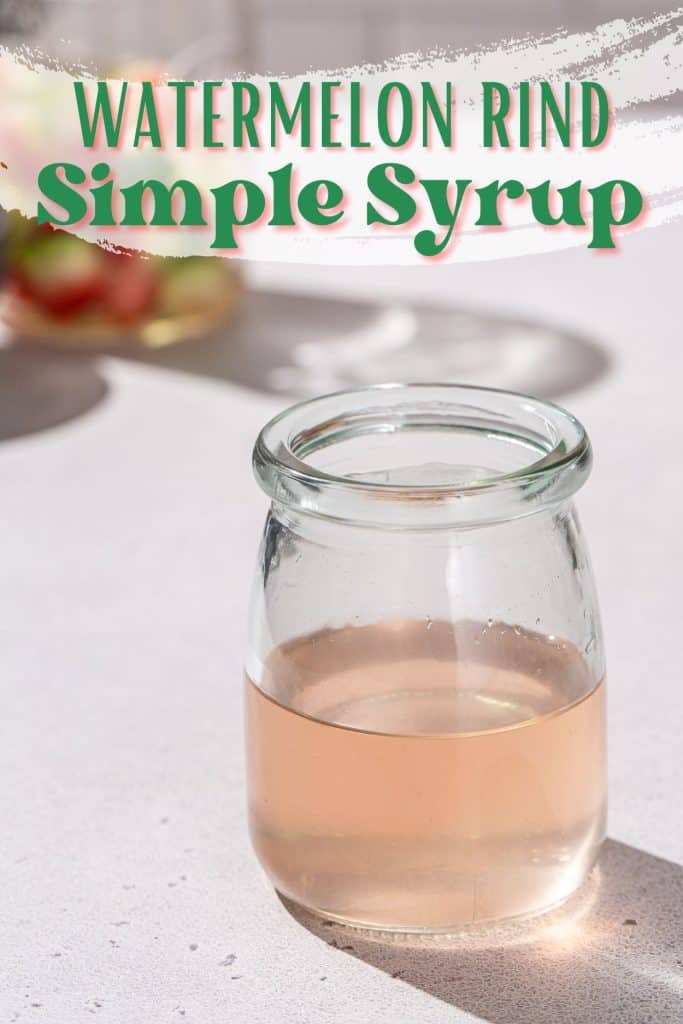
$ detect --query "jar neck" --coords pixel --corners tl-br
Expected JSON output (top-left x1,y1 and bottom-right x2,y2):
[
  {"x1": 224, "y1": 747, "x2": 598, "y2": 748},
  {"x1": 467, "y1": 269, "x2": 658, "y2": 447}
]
[
  {"x1": 270, "y1": 501, "x2": 578, "y2": 555},
  {"x1": 254, "y1": 384, "x2": 591, "y2": 531}
]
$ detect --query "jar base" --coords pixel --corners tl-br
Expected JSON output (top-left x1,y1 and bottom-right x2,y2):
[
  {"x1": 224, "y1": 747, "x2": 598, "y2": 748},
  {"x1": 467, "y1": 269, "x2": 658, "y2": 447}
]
[{"x1": 275, "y1": 858, "x2": 602, "y2": 939}]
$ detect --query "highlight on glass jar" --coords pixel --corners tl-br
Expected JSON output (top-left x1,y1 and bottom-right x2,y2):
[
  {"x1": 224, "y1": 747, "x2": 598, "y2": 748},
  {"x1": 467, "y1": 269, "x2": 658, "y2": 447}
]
[{"x1": 245, "y1": 383, "x2": 606, "y2": 933}]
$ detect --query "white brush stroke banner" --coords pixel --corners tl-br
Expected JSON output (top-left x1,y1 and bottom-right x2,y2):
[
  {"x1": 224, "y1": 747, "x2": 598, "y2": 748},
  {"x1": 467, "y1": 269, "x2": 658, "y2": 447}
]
[{"x1": 0, "y1": 9, "x2": 681, "y2": 264}]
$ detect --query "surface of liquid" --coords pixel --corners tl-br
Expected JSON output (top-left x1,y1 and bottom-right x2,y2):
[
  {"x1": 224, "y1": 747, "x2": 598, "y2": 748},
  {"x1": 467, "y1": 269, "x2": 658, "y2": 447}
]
[{"x1": 246, "y1": 621, "x2": 606, "y2": 931}]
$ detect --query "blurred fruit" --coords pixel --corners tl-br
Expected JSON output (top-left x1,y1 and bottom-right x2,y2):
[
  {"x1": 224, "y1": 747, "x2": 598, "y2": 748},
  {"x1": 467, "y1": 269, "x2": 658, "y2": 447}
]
[
  {"x1": 0, "y1": 214, "x2": 242, "y2": 349},
  {"x1": 158, "y1": 257, "x2": 234, "y2": 316},
  {"x1": 13, "y1": 230, "x2": 104, "y2": 317},
  {"x1": 101, "y1": 251, "x2": 159, "y2": 324}
]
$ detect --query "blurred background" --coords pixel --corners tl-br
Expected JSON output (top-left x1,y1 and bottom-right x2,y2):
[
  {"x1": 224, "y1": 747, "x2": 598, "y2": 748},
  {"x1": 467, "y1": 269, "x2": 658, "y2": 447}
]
[
  {"x1": 0, "y1": 0, "x2": 672, "y2": 71},
  {"x1": 2, "y1": 0, "x2": 673, "y2": 432}
]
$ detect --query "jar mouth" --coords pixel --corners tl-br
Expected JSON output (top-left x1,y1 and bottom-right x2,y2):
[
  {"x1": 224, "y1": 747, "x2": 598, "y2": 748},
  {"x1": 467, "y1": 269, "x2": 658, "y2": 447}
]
[{"x1": 253, "y1": 384, "x2": 592, "y2": 528}]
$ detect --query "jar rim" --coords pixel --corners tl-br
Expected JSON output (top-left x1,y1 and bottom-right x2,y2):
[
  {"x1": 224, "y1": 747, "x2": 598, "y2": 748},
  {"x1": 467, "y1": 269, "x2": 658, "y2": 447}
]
[{"x1": 253, "y1": 383, "x2": 592, "y2": 528}]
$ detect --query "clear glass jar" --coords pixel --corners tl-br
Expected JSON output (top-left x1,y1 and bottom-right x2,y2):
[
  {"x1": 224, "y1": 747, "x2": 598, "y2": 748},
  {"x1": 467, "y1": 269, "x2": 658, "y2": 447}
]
[{"x1": 245, "y1": 384, "x2": 606, "y2": 933}]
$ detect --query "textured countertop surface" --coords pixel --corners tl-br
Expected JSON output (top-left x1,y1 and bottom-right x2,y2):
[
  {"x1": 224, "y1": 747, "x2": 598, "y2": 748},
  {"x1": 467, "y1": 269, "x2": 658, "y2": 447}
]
[{"x1": 2, "y1": 223, "x2": 682, "y2": 1024}]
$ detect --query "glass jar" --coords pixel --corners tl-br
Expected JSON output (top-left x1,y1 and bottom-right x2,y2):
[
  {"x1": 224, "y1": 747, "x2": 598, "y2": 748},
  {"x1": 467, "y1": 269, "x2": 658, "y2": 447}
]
[{"x1": 245, "y1": 383, "x2": 606, "y2": 933}]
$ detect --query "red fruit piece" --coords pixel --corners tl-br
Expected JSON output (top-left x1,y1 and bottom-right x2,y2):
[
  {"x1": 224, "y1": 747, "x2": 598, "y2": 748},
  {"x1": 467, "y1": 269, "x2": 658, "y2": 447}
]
[
  {"x1": 13, "y1": 232, "x2": 105, "y2": 318},
  {"x1": 101, "y1": 253, "x2": 159, "y2": 324}
]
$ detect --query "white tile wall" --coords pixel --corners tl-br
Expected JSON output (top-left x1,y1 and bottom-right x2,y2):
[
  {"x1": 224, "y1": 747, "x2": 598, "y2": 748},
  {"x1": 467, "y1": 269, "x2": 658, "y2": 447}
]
[
  {"x1": 258, "y1": 14, "x2": 368, "y2": 74},
  {"x1": 31, "y1": 0, "x2": 667, "y2": 70}
]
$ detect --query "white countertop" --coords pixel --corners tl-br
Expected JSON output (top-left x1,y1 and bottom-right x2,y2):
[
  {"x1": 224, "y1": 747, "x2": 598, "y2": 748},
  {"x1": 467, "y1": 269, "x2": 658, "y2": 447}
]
[{"x1": 2, "y1": 224, "x2": 682, "y2": 1023}]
